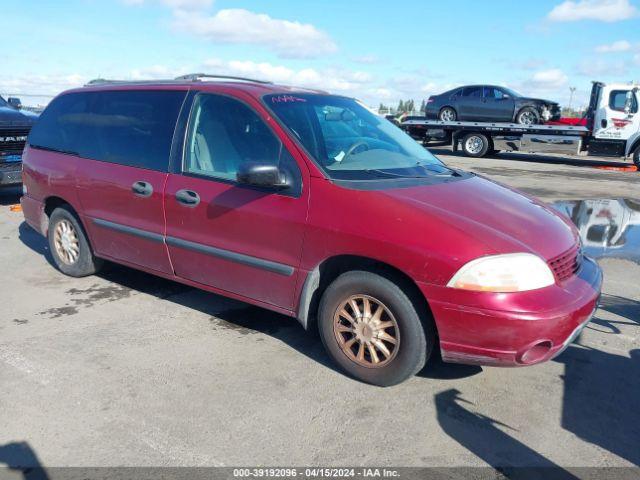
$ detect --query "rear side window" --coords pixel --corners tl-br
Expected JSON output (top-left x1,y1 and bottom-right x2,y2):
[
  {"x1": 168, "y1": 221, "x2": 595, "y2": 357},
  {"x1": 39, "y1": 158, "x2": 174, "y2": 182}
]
[
  {"x1": 609, "y1": 90, "x2": 638, "y2": 113},
  {"x1": 463, "y1": 87, "x2": 482, "y2": 98},
  {"x1": 29, "y1": 90, "x2": 186, "y2": 171}
]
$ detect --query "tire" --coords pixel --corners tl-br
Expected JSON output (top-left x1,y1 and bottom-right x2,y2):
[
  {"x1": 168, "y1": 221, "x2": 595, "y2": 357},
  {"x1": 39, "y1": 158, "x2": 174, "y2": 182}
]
[
  {"x1": 516, "y1": 107, "x2": 540, "y2": 125},
  {"x1": 461, "y1": 133, "x2": 491, "y2": 158},
  {"x1": 439, "y1": 107, "x2": 457, "y2": 122},
  {"x1": 633, "y1": 145, "x2": 640, "y2": 170},
  {"x1": 48, "y1": 205, "x2": 103, "y2": 277},
  {"x1": 317, "y1": 271, "x2": 434, "y2": 386}
]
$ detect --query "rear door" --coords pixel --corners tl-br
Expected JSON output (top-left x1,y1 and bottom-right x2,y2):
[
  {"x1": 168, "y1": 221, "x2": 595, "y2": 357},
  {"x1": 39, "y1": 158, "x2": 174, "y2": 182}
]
[
  {"x1": 458, "y1": 86, "x2": 484, "y2": 120},
  {"x1": 74, "y1": 89, "x2": 187, "y2": 274},
  {"x1": 164, "y1": 91, "x2": 309, "y2": 310}
]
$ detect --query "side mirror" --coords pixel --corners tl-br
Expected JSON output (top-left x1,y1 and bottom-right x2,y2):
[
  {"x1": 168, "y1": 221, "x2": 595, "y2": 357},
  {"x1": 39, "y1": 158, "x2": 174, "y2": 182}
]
[
  {"x1": 8, "y1": 97, "x2": 22, "y2": 109},
  {"x1": 236, "y1": 162, "x2": 289, "y2": 189},
  {"x1": 502, "y1": 94, "x2": 511, "y2": 99}
]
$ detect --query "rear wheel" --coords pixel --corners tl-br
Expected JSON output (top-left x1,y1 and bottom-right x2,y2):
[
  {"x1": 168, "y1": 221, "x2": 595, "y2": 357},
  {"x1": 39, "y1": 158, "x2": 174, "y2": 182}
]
[
  {"x1": 318, "y1": 271, "x2": 434, "y2": 386},
  {"x1": 439, "y1": 107, "x2": 457, "y2": 122},
  {"x1": 516, "y1": 107, "x2": 540, "y2": 125},
  {"x1": 633, "y1": 145, "x2": 640, "y2": 170},
  {"x1": 48, "y1": 205, "x2": 103, "y2": 277},
  {"x1": 461, "y1": 133, "x2": 491, "y2": 158}
]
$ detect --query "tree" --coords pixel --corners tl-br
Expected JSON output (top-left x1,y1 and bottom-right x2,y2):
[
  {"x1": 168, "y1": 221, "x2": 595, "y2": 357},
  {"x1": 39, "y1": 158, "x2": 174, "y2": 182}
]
[
  {"x1": 398, "y1": 100, "x2": 405, "y2": 112},
  {"x1": 420, "y1": 99, "x2": 426, "y2": 113}
]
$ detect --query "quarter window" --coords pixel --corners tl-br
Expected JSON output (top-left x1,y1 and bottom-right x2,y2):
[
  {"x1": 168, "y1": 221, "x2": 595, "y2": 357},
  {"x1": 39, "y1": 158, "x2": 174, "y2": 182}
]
[
  {"x1": 609, "y1": 90, "x2": 638, "y2": 113},
  {"x1": 183, "y1": 93, "x2": 301, "y2": 194}
]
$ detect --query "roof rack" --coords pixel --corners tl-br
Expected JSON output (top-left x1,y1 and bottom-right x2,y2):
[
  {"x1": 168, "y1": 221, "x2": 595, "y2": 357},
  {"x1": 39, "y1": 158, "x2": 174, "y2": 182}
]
[
  {"x1": 85, "y1": 78, "x2": 179, "y2": 86},
  {"x1": 84, "y1": 73, "x2": 274, "y2": 87},
  {"x1": 174, "y1": 73, "x2": 273, "y2": 84}
]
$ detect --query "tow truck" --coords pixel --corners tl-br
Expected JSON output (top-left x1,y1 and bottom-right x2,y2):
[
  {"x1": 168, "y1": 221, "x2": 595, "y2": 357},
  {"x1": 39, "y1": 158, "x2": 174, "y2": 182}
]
[{"x1": 401, "y1": 81, "x2": 640, "y2": 169}]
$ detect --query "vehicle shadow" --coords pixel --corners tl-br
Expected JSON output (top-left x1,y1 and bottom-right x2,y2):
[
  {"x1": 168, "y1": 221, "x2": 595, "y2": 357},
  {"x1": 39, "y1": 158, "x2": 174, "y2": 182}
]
[
  {"x1": 553, "y1": 345, "x2": 640, "y2": 466},
  {"x1": 0, "y1": 442, "x2": 49, "y2": 480},
  {"x1": 418, "y1": 350, "x2": 483, "y2": 380},
  {"x1": 427, "y1": 147, "x2": 631, "y2": 169},
  {"x1": 17, "y1": 220, "x2": 484, "y2": 383},
  {"x1": 18, "y1": 222, "x2": 56, "y2": 268},
  {"x1": 434, "y1": 389, "x2": 579, "y2": 479}
]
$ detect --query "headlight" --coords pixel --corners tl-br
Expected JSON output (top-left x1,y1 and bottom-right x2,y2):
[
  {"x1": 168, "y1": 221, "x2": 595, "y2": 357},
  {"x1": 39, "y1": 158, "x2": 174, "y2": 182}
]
[{"x1": 447, "y1": 253, "x2": 555, "y2": 292}]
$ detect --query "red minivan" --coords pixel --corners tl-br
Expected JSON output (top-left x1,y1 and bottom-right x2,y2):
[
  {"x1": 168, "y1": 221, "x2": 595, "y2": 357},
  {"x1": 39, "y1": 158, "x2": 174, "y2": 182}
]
[{"x1": 21, "y1": 75, "x2": 602, "y2": 386}]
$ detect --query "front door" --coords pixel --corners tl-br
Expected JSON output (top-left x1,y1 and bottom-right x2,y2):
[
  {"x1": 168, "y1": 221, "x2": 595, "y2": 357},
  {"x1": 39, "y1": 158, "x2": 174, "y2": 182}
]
[
  {"x1": 482, "y1": 87, "x2": 515, "y2": 122},
  {"x1": 593, "y1": 87, "x2": 639, "y2": 150},
  {"x1": 164, "y1": 92, "x2": 309, "y2": 310},
  {"x1": 75, "y1": 89, "x2": 187, "y2": 274}
]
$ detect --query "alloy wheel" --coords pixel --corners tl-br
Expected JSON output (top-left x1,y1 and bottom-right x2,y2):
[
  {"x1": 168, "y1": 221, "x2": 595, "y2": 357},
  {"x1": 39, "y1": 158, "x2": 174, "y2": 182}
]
[
  {"x1": 518, "y1": 110, "x2": 536, "y2": 125},
  {"x1": 333, "y1": 295, "x2": 400, "y2": 368},
  {"x1": 53, "y1": 219, "x2": 80, "y2": 265}
]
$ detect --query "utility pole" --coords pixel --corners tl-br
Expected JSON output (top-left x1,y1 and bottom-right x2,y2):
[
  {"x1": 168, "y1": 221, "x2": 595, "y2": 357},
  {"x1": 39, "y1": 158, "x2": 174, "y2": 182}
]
[{"x1": 568, "y1": 87, "x2": 576, "y2": 113}]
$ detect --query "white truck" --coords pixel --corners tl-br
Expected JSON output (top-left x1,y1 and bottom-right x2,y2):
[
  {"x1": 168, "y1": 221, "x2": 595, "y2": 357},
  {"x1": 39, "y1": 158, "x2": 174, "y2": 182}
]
[{"x1": 401, "y1": 81, "x2": 640, "y2": 169}]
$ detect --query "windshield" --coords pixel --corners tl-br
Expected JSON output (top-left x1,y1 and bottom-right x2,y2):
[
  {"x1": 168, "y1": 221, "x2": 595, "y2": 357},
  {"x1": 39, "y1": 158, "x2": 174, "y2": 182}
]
[{"x1": 264, "y1": 94, "x2": 452, "y2": 180}]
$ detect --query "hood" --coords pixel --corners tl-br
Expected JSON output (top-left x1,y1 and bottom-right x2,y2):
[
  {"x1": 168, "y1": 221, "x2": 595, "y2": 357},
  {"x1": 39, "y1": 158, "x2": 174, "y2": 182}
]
[
  {"x1": 0, "y1": 105, "x2": 39, "y2": 126},
  {"x1": 518, "y1": 97, "x2": 558, "y2": 106},
  {"x1": 382, "y1": 175, "x2": 577, "y2": 262}
]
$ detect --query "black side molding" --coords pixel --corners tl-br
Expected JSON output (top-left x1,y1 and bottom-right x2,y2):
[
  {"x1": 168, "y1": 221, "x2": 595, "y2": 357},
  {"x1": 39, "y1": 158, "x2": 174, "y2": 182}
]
[
  {"x1": 166, "y1": 236, "x2": 294, "y2": 276},
  {"x1": 92, "y1": 218, "x2": 164, "y2": 243}
]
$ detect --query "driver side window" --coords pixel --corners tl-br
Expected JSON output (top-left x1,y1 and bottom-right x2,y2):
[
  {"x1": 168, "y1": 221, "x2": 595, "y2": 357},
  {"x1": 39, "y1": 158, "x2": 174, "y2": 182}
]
[{"x1": 184, "y1": 93, "x2": 301, "y2": 193}]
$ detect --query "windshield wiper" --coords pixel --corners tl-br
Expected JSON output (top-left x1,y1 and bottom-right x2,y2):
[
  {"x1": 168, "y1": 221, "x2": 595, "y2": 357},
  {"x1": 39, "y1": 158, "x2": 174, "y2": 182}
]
[{"x1": 363, "y1": 169, "x2": 426, "y2": 179}]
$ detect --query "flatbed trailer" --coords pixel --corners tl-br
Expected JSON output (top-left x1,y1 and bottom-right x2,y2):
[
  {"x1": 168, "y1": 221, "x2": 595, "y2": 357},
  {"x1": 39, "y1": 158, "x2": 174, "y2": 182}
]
[
  {"x1": 401, "y1": 118, "x2": 591, "y2": 158},
  {"x1": 399, "y1": 81, "x2": 640, "y2": 169}
]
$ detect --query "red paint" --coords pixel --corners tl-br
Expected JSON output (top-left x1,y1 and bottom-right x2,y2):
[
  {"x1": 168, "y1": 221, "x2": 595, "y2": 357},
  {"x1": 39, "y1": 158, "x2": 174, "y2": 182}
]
[{"x1": 21, "y1": 81, "x2": 602, "y2": 368}]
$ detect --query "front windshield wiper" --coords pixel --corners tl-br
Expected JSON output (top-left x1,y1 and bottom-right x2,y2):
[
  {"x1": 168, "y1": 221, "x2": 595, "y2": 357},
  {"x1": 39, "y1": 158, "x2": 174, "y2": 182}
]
[{"x1": 363, "y1": 169, "x2": 423, "y2": 178}]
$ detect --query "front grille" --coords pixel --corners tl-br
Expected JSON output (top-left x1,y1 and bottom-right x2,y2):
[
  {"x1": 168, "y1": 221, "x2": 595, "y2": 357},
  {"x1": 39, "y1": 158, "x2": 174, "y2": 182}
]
[
  {"x1": 548, "y1": 244, "x2": 581, "y2": 282},
  {"x1": 0, "y1": 127, "x2": 30, "y2": 157}
]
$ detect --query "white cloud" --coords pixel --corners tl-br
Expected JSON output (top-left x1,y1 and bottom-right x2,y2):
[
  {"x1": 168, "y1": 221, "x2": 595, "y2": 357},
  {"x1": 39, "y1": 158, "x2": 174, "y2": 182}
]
[
  {"x1": 595, "y1": 40, "x2": 632, "y2": 52},
  {"x1": 548, "y1": 0, "x2": 638, "y2": 22},
  {"x1": 528, "y1": 69, "x2": 569, "y2": 90},
  {"x1": 173, "y1": 8, "x2": 337, "y2": 59},
  {"x1": 202, "y1": 58, "x2": 369, "y2": 92},
  {"x1": 635, "y1": 53, "x2": 640, "y2": 65}
]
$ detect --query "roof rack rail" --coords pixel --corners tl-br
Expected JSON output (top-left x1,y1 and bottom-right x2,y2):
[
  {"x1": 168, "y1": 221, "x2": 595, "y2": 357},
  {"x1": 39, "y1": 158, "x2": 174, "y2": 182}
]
[
  {"x1": 84, "y1": 78, "x2": 179, "y2": 86},
  {"x1": 175, "y1": 73, "x2": 273, "y2": 84}
]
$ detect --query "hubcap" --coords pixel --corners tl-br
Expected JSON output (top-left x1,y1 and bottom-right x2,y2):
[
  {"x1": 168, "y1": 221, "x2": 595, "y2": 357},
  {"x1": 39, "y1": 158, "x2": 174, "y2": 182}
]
[
  {"x1": 519, "y1": 111, "x2": 535, "y2": 125},
  {"x1": 333, "y1": 295, "x2": 400, "y2": 368},
  {"x1": 465, "y1": 136, "x2": 484, "y2": 154},
  {"x1": 440, "y1": 109, "x2": 455, "y2": 121},
  {"x1": 53, "y1": 219, "x2": 80, "y2": 265}
]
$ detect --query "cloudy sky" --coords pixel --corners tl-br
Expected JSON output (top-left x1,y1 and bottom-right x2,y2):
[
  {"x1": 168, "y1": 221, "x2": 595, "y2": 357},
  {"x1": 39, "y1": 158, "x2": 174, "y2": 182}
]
[{"x1": 1, "y1": 0, "x2": 639, "y2": 108}]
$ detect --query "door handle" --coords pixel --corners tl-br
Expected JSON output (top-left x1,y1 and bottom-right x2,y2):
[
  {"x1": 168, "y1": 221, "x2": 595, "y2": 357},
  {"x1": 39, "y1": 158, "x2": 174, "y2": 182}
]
[
  {"x1": 175, "y1": 189, "x2": 200, "y2": 207},
  {"x1": 132, "y1": 181, "x2": 153, "y2": 197}
]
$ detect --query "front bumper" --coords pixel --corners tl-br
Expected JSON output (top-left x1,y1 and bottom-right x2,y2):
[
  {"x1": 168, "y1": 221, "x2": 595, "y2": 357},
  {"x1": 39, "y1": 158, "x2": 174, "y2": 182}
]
[
  {"x1": 421, "y1": 256, "x2": 602, "y2": 366},
  {"x1": 0, "y1": 161, "x2": 22, "y2": 187}
]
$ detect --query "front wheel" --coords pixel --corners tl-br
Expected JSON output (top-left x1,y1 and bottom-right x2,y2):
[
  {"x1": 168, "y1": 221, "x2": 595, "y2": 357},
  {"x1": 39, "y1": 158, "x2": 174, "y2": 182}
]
[
  {"x1": 633, "y1": 145, "x2": 640, "y2": 170},
  {"x1": 461, "y1": 133, "x2": 491, "y2": 157},
  {"x1": 318, "y1": 271, "x2": 434, "y2": 386},
  {"x1": 516, "y1": 107, "x2": 540, "y2": 125}
]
